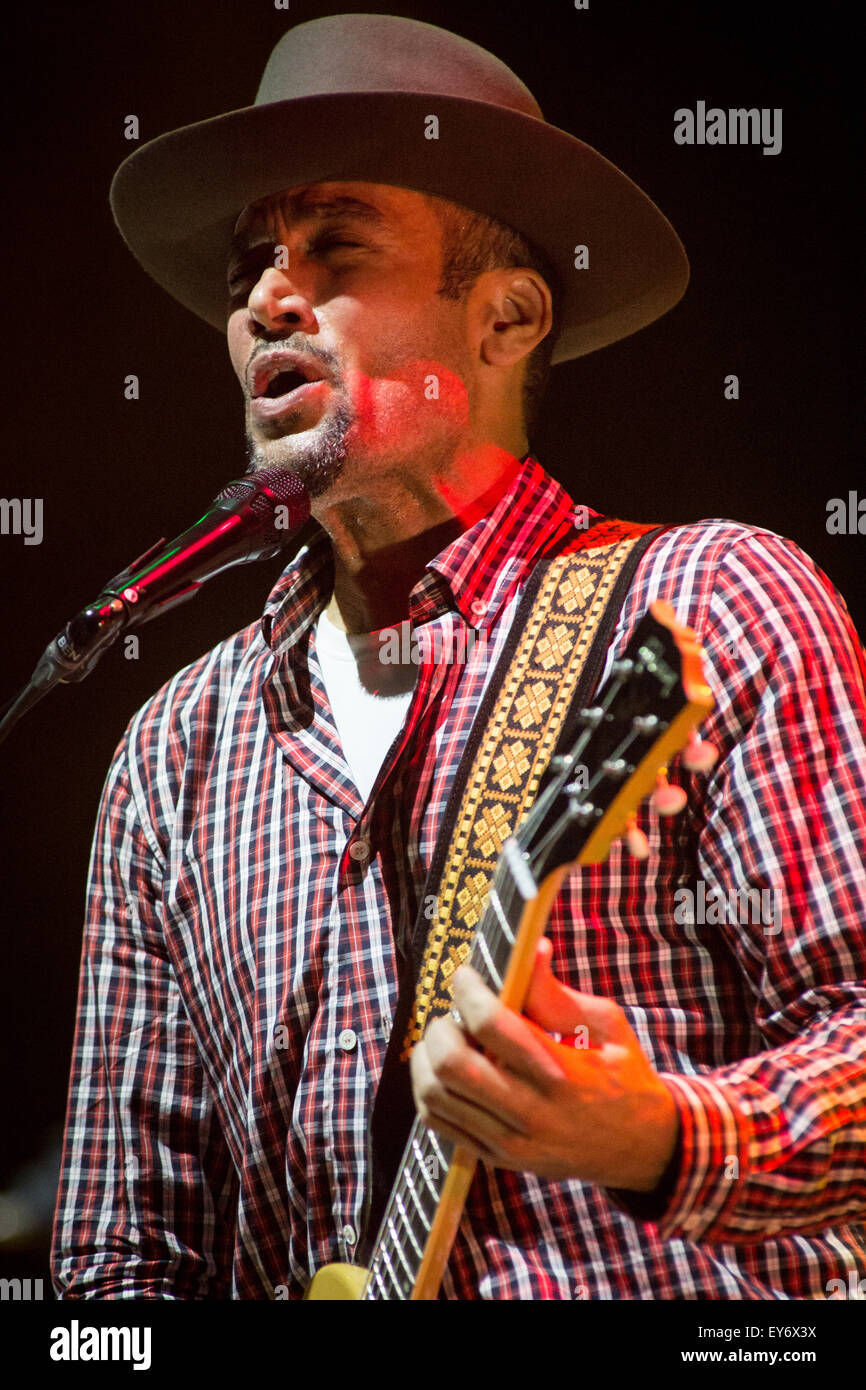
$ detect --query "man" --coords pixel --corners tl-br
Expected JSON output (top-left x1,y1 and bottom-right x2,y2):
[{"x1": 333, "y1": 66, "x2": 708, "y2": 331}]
[{"x1": 51, "y1": 14, "x2": 866, "y2": 1299}]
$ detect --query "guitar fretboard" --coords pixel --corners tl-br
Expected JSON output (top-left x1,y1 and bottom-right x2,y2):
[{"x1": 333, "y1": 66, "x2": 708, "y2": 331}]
[{"x1": 362, "y1": 842, "x2": 536, "y2": 1300}]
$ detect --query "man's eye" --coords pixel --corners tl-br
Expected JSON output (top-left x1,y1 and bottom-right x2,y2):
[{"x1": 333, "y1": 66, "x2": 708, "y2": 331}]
[
  {"x1": 227, "y1": 266, "x2": 261, "y2": 296},
  {"x1": 226, "y1": 239, "x2": 367, "y2": 300}
]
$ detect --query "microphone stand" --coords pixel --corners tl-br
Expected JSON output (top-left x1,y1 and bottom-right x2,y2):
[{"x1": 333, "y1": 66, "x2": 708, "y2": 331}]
[
  {"x1": 0, "y1": 469, "x2": 313, "y2": 750},
  {"x1": 0, "y1": 535, "x2": 200, "y2": 749},
  {"x1": 0, "y1": 511, "x2": 318, "y2": 750}
]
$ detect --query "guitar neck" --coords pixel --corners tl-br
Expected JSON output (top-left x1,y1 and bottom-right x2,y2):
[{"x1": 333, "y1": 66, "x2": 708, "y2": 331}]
[{"x1": 362, "y1": 842, "x2": 547, "y2": 1301}]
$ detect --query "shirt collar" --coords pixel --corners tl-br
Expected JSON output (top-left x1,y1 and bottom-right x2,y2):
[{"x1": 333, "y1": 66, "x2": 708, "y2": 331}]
[
  {"x1": 412, "y1": 454, "x2": 583, "y2": 628},
  {"x1": 260, "y1": 526, "x2": 333, "y2": 655},
  {"x1": 259, "y1": 454, "x2": 593, "y2": 653}
]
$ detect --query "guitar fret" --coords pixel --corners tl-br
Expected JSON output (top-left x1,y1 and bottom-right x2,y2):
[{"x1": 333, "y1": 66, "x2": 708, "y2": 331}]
[
  {"x1": 469, "y1": 855, "x2": 530, "y2": 987},
  {"x1": 378, "y1": 1241, "x2": 409, "y2": 1300},
  {"x1": 502, "y1": 837, "x2": 538, "y2": 901},
  {"x1": 411, "y1": 1132, "x2": 441, "y2": 1200},
  {"x1": 427, "y1": 1130, "x2": 450, "y2": 1171},
  {"x1": 383, "y1": 1239, "x2": 414, "y2": 1301},
  {"x1": 474, "y1": 927, "x2": 503, "y2": 989},
  {"x1": 488, "y1": 886, "x2": 516, "y2": 942},
  {"x1": 404, "y1": 1164, "x2": 434, "y2": 1227},
  {"x1": 368, "y1": 847, "x2": 526, "y2": 1300},
  {"x1": 417, "y1": 1149, "x2": 440, "y2": 1200},
  {"x1": 395, "y1": 1191, "x2": 426, "y2": 1260},
  {"x1": 365, "y1": 1265, "x2": 389, "y2": 1300},
  {"x1": 366, "y1": 1252, "x2": 396, "y2": 1302},
  {"x1": 387, "y1": 1215, "x2": 418, "y2": 1284}
]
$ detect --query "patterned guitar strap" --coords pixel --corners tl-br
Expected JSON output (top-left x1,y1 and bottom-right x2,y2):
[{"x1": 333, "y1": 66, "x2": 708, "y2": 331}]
[{"x1": 362, "y1": 514, "x2": 672, "y2": 1258}]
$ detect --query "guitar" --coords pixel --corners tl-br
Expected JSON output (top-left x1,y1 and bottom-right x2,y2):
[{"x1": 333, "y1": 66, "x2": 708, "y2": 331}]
[{"x1": 306, "y1": 598, "x2": 715, "y2": 1300}]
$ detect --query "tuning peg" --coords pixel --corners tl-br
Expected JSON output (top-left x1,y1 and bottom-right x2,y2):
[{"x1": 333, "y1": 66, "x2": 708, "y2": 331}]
[
  {"x1": 651, "y1": 769, "x2": 688, "y2": 815},
  {"x1": 681, "y1": 728, "x2": 719, "y2": 773},
  {"x1": 624, "y1": 814, "x2": 650, "y2": 859}
]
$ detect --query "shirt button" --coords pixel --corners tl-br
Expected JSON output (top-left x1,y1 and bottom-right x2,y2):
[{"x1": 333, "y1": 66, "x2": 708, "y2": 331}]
[
  {"x1": 470, "y1": 599, "x2": 487, "y2": 617},
  {"x1": 338, "y1": 1028, "x2": 358, "y2": 1052},
  {"x1": 348, "y1": 837, "x2": 370, "y2": 862},
  {"x1": 342, "y1": 1223, "x2": 357, "y2": 1246},
  {"x1": 380, "y1": 1015, "x2": 392, "y2": 1039}
]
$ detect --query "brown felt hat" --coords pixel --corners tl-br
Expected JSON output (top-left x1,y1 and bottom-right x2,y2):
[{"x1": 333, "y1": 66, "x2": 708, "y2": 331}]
[{"x1": 109, "y1": 13, "x2": 689, "y2": 364}]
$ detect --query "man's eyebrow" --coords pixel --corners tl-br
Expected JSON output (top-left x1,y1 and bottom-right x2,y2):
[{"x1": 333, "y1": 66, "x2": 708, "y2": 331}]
[
  {"x1": 286, "y1": 193, "x2": 388, "y2": 225},
  {"x1": 229, "y1": 194, "x2": 389, "y2": 262}
]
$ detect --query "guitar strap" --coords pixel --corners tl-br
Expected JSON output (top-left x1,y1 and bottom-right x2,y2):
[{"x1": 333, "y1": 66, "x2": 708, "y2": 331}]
[{"x1": 362, "y1": 514, "x2": 672, "y2": 1258}]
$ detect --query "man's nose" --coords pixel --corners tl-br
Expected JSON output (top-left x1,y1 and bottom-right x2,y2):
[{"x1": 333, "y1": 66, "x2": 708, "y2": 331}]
[{"x1": 247, "y1": 266, "x2": 318, "y2": 335}]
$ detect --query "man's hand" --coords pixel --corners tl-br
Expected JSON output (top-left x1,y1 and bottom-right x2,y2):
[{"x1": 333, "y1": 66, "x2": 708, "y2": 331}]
[{"x1": 410, "y1": 937, "x2": 680, "y2": 1192}]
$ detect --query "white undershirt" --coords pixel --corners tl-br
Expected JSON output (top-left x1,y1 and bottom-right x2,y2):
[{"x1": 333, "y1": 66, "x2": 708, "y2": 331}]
[{"x1": 314, "y1": 606, "x2": 417, "y2": 801}]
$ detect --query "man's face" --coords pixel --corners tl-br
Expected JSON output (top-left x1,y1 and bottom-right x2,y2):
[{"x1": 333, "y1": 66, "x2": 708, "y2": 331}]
[{"x1": 226, "y1": 181, "x2": 474, "y2": 501}]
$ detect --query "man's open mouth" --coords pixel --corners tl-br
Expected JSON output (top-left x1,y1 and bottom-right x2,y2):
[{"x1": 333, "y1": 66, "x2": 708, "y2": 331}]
[
  {"x1": 250, "y1": 352, "x2": 328, "y2": 398},
  {"x1": 249, "y1": 353, "x2": 330, "y2": 421},
  {"x1": 259, "y1": 369, "x2": 310, "y2": 399}
]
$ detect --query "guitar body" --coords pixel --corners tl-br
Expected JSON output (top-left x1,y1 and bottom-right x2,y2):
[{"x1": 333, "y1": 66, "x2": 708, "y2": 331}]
[{"x1": 305, "y1": 1263, "x2": 368, "y2": 1300}]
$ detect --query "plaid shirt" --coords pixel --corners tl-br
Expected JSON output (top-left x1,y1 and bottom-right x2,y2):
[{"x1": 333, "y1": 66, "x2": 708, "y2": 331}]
[{"x1": 51, "y1": 455, "x2": 866, "y2": 1300}]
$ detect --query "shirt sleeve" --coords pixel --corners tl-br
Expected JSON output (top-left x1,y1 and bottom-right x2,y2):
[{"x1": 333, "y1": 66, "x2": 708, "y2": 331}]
[
  {"x1": 50, "y1": 724, "x2": 238, "y2": 1298},
  {"x1": 606, "y1": 530, "x2": 866, "y2": 1244}
]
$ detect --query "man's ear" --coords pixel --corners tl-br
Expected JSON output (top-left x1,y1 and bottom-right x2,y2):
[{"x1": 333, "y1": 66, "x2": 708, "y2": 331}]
[{"x1": 474, "y1": 269, "x2": 553, "y2": 369}]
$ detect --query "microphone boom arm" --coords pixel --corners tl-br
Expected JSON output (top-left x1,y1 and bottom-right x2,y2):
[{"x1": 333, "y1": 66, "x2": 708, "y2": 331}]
[{"x1": 0, "y1": 469, "x2": 310, "y2": 749}]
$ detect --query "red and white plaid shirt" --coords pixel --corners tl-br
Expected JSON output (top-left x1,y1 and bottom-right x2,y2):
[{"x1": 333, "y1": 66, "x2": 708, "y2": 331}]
[{"x1": 51, "y1": 456, "x2": 866, "y2": 1299}]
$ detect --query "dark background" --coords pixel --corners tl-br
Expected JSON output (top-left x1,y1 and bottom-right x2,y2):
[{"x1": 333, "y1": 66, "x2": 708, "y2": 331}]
[{"x1": 0, "y1": 0, "x2": 860, "y2": 1285}]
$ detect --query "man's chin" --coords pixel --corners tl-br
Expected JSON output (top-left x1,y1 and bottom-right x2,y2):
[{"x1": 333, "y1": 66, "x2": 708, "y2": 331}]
[{"x1": 245, "y1": 407, "x2": 352, "y2": 498}]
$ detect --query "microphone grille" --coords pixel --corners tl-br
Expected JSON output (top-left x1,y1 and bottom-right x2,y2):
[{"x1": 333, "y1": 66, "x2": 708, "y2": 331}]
[{"x1": 219, "y1": 468, "x2": 311, "y2": 533}]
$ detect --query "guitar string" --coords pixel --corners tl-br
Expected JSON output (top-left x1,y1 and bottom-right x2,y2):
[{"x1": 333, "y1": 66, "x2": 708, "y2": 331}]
[
  {"x1": 362, "y1": 829, "x2": 582, "y2": 1296},
  {"x1": 364, "y1": 858, "x2": 525, "y2": 1297},
  {"x1": 526, "y1": 714, "x2": 649, "y2": 870},
  {"x1": 361, "y1": 870, "x2": 522, "y2": 1298}
]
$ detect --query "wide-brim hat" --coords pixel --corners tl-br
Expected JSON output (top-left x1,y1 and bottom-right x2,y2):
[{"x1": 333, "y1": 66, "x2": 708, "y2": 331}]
[{"x1": 109, "y1": 13, "x2": 689, "y2": 364}]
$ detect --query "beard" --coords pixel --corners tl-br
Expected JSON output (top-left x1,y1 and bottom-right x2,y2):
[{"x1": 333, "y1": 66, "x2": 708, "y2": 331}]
[{"x1": 244, "y1": 388, "x2": 354, "y2": 499}]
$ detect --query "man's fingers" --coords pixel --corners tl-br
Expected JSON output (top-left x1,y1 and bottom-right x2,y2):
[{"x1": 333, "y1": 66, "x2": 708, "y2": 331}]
[
  {"x1": 523, "y1": 941, "x2": 638, "y2": 1049},
  {"x1": 451, "y1": 966, "x2": 566, "y2": 1088},
  {"x1": 411, "y1": 1025, "x2": 529, "y2": 1149},
  {"x1": 419, "y1": 1016, "x2": 535, "y2": 1130},
  {"x1": 523, "y1": 936, "x2": 587, "y2": 1034}
]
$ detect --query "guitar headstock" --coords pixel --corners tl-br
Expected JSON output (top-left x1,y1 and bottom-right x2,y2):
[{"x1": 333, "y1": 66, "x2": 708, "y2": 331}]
[{"x1": 520, "y1": 599, "x2": 716, "y2": 884}]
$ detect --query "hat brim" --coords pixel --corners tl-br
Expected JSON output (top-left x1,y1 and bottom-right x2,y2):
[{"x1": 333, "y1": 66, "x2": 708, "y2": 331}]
[{"x1": 109, "y1": 91, "x2": 689, "y2": 363}]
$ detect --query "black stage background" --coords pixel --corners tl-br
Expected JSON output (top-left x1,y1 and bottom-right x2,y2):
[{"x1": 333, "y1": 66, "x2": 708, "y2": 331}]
[{"x1": 0, "y1": 0, "x2": 861, "y2": 1320}]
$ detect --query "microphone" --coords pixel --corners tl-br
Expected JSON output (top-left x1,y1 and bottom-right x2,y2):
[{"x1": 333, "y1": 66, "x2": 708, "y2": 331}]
[
  {"x1": 48, "y1": 467, "x2": 311, "y2": 681},
  {"x1": 0, "y1": 469, "x2": 311, "y2": 746}
]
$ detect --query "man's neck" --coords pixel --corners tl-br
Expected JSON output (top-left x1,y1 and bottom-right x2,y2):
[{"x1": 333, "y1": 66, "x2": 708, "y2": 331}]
[{"x1": 317, "y1": 443, "x2": 527, "y2": 634}]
